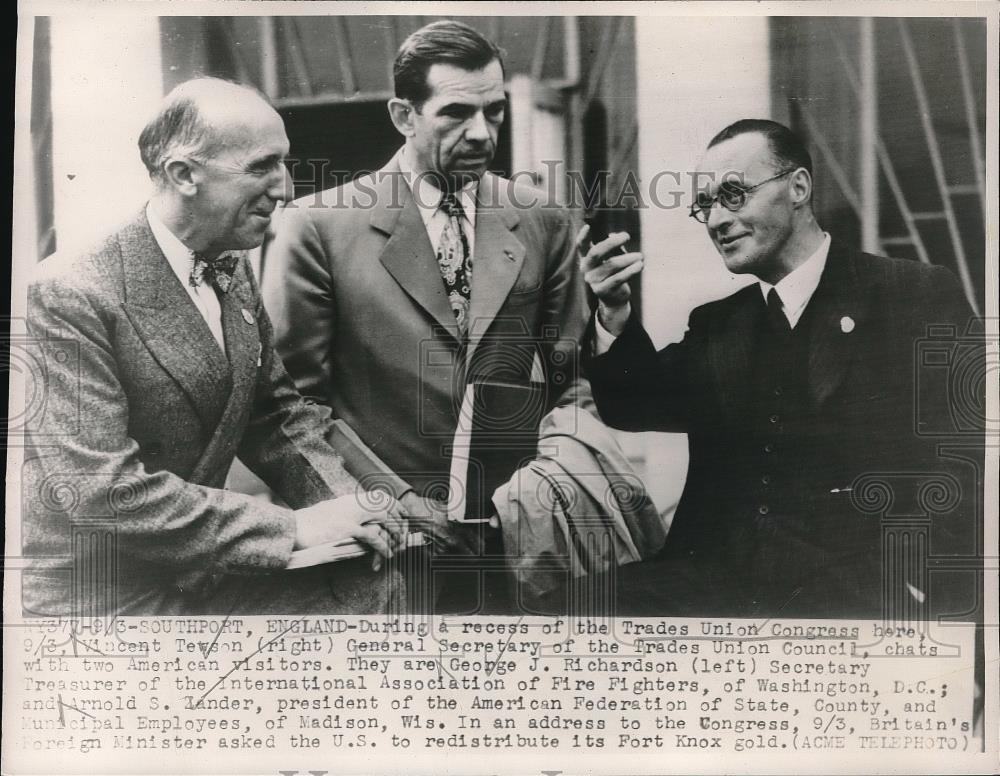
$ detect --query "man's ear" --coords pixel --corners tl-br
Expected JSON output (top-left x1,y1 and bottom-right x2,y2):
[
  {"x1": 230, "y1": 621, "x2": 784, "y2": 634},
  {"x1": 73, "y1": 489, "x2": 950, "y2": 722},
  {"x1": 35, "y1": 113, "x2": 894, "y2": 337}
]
[
  {"x1": 162, "y1": 157, "x2": 198, "y2": 196},
  {"x1": 789, "y1": 167, "x2": 813, "y2": 209},
  {"x1": 387, "y1": 98, "x2": 416, "y2": 137}
]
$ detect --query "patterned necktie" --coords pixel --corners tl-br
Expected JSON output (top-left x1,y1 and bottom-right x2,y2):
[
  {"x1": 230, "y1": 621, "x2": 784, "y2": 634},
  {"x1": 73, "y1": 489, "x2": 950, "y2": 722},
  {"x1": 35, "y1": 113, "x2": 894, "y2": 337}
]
[
  {"x1": 190, "y1": 252, "x2": 240, "y2": 294},
  {"x1": 766, "y1": 287, "x2": 792, "y2": 336},
  {"x1": 436, "y1": 193, "x2": 472, "y2": 336}
]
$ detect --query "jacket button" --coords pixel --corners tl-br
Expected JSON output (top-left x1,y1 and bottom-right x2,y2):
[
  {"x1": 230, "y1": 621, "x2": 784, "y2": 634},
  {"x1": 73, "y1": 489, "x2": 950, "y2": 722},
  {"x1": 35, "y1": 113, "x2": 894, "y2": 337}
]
[
  {"x1": 761, "y1": 474, "x2": 771, "y2": 485},
  {"x1": 769, "y1": 414, "x2": 779, "y2": 424},
  {"x1": 773, "y1": 386, "x2": 783, "y2": 396},
  {"x1": 758, "y1": 504, "x2": 770, "y2": 515},
  {"x1": 764, "y1": 443, "x2": 775, "y2": 453}
]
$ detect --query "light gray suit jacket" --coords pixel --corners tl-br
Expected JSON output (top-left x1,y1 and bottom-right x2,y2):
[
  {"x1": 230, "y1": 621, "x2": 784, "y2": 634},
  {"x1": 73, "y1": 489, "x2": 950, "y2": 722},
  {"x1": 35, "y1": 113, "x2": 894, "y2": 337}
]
[
  {"x1": 22, "y1": 210, "x2": 399, "y2": 616},
  {"x1": 263, "y1": 158, "x2": 588, "y2": 516}
]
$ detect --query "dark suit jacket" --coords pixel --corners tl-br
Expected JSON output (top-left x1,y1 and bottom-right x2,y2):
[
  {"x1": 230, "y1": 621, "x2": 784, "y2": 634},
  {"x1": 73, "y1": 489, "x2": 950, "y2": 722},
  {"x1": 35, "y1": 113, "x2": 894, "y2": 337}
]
[
  {"x1": 22, "y1": 210, "x2": 399, "y2": 616},
  {"x1": 586, "y1": 241, "x2": 981, "y2": 619},
  {"x1": 263, "y1": 157, "x2": 587, "y2": 515}
]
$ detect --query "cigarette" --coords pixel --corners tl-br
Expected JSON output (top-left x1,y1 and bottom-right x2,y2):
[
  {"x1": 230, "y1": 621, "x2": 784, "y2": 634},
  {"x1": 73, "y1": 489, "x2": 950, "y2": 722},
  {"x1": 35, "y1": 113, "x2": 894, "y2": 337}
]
[{"x1": 602, "y1": 244, "x2": 629, "y2": 263}]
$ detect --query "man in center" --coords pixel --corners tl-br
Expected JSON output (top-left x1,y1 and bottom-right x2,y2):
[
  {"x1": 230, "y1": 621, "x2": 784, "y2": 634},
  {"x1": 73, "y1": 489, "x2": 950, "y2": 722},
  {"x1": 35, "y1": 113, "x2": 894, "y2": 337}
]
[{"x1": 263, "y1": 21, "x2": 587, "y2": 613}]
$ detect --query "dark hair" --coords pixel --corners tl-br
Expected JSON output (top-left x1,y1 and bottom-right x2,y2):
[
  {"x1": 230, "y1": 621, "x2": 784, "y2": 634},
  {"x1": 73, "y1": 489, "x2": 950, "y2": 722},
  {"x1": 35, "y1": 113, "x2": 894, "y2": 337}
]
[
  {"x1": 393, "y1": 20, "x2": 505, "y2": 107},
  {"x1": 708, "y1": 119, "x2": 813, "y2": 177},
  {"x1": 138, "y1": 77, "x2": 268, "y2": 182}
]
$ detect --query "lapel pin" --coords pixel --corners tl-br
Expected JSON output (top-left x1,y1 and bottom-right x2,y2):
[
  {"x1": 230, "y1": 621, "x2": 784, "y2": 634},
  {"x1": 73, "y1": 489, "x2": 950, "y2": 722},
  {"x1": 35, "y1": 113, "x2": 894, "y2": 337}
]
[
  {"x1": 242, "y1": 308, "x2": 255, "y2": 325},
  {"x1": 840, "y1": 316, "x2": 855, "y2": 333},
  {"x1": 503, "y1": 249, "x2": 515, "y2": 261}
]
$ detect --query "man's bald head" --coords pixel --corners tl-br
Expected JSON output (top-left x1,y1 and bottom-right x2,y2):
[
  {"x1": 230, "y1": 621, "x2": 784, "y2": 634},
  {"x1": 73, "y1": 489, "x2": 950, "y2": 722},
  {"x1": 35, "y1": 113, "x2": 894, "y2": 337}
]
[{"x1": 138, "y1": 78, "x2": 276, "y2": 185}]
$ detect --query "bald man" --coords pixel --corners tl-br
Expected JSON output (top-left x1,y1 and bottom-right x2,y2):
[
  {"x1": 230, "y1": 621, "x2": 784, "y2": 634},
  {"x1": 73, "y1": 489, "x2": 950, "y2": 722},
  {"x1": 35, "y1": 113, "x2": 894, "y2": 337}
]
[{"x1": 22, "y1": 78, "x2": 406, "y2": 617}]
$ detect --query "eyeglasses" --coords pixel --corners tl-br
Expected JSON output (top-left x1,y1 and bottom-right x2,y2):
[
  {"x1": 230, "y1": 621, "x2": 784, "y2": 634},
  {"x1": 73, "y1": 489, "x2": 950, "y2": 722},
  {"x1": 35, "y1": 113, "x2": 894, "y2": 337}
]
[{"x1": 688, "y1": 169, "x2": 796, "y2": 224}]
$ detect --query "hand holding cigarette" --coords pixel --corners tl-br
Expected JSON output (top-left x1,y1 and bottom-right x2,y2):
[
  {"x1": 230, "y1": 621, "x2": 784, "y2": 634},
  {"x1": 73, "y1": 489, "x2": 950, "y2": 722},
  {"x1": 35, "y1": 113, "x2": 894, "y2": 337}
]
[{"x1": 576, "y1": 224, "x2": 644, "y2": 336}]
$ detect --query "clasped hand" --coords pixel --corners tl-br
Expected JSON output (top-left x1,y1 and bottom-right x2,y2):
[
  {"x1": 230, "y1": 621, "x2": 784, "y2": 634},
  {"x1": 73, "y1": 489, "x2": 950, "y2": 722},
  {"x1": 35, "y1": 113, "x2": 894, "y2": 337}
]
[
  {"x1": 399, "y1": 491, "x2": 494, "y2": 556},
  {"x1": 293, "y1": 492, "x2": 408, "y2": 570}
]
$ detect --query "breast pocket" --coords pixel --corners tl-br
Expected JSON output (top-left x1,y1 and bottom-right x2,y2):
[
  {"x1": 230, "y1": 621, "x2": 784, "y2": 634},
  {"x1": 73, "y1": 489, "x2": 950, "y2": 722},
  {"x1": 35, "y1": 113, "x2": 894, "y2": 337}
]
[{"x1": 508, "y1": 274, "x2": 543, "y2": 298}]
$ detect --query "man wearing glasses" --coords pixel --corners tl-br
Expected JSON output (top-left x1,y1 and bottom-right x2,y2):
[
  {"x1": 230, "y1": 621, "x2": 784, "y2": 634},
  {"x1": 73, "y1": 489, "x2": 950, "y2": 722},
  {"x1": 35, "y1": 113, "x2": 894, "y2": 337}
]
[{"x1": 580, "y1": 119, "x2": 978, "y2": 619}]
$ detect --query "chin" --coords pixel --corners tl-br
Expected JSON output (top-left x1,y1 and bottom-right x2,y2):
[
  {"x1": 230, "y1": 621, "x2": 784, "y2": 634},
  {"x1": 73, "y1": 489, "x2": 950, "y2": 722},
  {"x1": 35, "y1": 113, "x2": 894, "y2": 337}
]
[
  {"x1": 244, "y1": 225, "x2": 271, "y2": 243},
  {"x1": 717, "y1": 243, "x2": 759, "y2": 274},
  {"x1": 719, "y1": 251, "x2": 750, "y2": 274}
]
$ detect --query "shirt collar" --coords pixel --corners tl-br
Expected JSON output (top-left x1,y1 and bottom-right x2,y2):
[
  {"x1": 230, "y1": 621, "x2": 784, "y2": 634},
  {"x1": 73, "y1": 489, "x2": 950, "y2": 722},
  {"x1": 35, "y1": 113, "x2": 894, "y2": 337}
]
[
  {"x1": 397, "y1": 148, "x2": 477, "y2": 229},
  {"x1": 758, "y1": 232, "x2": 831, "y2": 316},
  {"x1": 146, "y1": 201, "x2": 198, "y2": 286}
]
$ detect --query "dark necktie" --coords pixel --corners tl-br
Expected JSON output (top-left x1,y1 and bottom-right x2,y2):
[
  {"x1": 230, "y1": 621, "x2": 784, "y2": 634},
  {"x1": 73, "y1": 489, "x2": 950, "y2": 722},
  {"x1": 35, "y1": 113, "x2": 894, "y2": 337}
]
[
  {"x1": 190, "y1": 252, "x2": 240, "y2": 294},
  {"x1": 436, "y1": 193, "x2": 472, "y2": 336},
  {"x1": 766, "y1": 287, "x2": 791, "y2": 336}
]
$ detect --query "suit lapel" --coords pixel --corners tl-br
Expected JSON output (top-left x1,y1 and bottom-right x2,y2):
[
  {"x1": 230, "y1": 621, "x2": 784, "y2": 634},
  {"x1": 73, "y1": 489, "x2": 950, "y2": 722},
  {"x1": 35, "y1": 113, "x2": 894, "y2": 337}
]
[
  {"x1": 467, "y1": 174, "x2": 526, "y2": 359},
  {"x1": 708, "y1": 242, "x2": 869, "y2": 414},
  {"x1": 218, "y1": 265, "x2": 261, "y2": 410},
  {"x1": 185, "y1": 265, "x2": 262, "y2": 482},
  {"x1": 118, "y1": 212, "x2": 233, "y2": 430},
  {"x1": 707, "y1": 285, "x2": 761, "y2": 422},
  {"x1": 372, "y1": 161, "x2": 461, "y2": 342},
  {"x1": 804, "y1": 242, "x2": 868, "y2": 406},
  {"x1": 371, "y1": 164, "x2": 528, "y2": 355}
]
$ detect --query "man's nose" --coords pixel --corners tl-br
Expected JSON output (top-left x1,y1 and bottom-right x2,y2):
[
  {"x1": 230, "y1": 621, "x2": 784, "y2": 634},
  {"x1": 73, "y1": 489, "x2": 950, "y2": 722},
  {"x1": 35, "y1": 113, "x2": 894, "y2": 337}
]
[
  {"x1": 464, "y1": 111, "x2": 491, "y2": 143},
  {"x1": 268, "y1": 165, "x2": 294, "y2": 202},
  {"x1": 706, "y1": 199, "x2": 734, "y2": 232}
]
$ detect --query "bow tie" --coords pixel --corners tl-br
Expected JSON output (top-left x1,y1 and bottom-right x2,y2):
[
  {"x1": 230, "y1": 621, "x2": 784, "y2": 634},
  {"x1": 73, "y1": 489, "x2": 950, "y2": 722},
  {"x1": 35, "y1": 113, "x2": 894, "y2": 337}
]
[{"x1": 190, "y1": 252, "x2": 240, "y2": 293}]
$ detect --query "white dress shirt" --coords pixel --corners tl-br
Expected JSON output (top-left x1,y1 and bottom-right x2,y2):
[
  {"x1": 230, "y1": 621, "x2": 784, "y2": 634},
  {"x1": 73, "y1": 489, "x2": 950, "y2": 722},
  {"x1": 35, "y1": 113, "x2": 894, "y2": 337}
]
[
  {"x1": 594, "y1": 232, "x2": 831, "y2": 353},
  {"x1": 757, "y1": 232, "x2": 830, "y2": 328},
  {"x1": 146, "y1": 202, "x2": 227, "y2": 354},
  {"x1": 397, "y1": 149, "x2": 477, "y2": 253}
]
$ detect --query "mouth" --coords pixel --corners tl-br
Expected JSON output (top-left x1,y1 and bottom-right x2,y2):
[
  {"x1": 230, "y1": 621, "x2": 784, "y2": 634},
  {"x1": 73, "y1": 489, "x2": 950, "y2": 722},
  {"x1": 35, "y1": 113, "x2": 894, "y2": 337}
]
[
  {"x1": 718, "y1": 232, "x2": 750, "y2": 248},
  {"x1": 455, "y1": 152, "x2": 490, "y2": 165}
]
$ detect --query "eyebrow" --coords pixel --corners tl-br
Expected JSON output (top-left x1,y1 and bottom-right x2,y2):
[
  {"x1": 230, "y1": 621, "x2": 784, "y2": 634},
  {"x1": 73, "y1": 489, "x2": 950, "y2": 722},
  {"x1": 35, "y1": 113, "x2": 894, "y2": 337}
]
[
  {"x1": 436, "y1": 98, "x2": 507, "y2": 114},
  {"x1": 246, "y1": 152, "x2": 284, "y2": 167}
]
